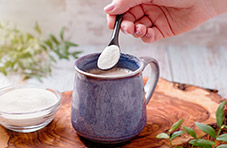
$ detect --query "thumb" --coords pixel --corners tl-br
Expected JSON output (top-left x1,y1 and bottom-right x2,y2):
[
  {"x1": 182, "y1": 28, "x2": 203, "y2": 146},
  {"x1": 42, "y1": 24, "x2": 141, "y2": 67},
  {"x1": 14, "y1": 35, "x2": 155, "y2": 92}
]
[{"x1": 104, "y1": 0, "x2": 150, "y2": 15}]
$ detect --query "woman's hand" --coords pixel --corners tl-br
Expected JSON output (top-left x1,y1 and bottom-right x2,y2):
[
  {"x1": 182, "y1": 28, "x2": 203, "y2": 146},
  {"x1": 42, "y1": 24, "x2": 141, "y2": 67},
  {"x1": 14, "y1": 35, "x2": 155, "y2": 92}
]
[{"x1": 105, "y1": 0, "x2": 226, "y2": 43}]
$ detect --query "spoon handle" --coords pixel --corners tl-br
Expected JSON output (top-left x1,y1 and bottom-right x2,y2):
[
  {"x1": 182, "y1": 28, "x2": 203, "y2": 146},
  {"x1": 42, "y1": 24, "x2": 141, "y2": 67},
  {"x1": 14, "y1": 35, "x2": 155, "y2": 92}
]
[{"x1": 108, "y1": 14, "x2": 123, "y2": 46}]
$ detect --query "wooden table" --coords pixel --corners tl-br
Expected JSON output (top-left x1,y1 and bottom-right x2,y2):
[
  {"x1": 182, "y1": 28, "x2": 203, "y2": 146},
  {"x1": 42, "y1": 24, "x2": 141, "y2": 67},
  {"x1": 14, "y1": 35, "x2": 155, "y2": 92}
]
[
  {"x1": 0, "y1": 78, "x2": 226, "y2": 147},
  {"x1": 0, "y1": 45, "x2": 227, "y2": 147}
]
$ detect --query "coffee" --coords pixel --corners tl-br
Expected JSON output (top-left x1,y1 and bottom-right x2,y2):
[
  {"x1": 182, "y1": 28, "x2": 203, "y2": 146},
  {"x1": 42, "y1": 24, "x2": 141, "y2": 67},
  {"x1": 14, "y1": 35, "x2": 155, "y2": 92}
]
[{"x1": 87, "y1": 67, "x2": 132, "y2": 76}]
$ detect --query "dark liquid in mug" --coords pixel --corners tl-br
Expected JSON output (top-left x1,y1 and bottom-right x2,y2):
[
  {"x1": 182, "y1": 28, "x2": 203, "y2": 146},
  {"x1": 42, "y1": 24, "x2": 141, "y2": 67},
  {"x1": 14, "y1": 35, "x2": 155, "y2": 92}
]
[{"x1": 87, "y1": 67, "x2": 133, "y2": 76}]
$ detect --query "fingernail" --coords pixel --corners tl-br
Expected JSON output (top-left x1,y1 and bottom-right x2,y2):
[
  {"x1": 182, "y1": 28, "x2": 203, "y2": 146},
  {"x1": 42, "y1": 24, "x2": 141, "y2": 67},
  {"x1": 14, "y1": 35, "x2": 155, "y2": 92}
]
[
  {"x1": 146, "y1": 33, "x2": 151, "y2": 38},
  {"x1": 135, "y1": 26, "x2": 141, "y2": 35},
  {"x1": 104, "y1": 3, "x2": 115, "y2": 12},
  {"x1": 122, "y1": 27, "x2": 128, "y2": 34}
]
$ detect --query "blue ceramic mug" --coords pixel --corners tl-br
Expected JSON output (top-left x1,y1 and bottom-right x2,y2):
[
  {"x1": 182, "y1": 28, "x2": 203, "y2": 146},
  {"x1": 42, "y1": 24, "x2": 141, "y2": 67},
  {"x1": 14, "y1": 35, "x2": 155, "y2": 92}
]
[{"x1": 71, "y1": 53, "x2": 159, "y2": 143}]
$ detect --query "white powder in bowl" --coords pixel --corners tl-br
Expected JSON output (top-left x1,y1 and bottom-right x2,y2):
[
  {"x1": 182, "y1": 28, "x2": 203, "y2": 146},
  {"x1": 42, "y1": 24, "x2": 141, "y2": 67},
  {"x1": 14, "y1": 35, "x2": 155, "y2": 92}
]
[
  {"x1": 97, "y1": 45, "x2": 120, "y2": 70},
  {"x1": 0, "y1": 88, "x2": 60, "y2": 129},
  {"x1": 0, "y1": 88, "x2": 58, "y2": 113}
]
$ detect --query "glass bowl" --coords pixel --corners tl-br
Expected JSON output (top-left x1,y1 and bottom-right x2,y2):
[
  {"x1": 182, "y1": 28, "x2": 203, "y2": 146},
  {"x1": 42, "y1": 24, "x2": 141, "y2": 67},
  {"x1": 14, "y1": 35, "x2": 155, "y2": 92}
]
[{"x1": 0, "y1": 84, "x2": 62, "y2": 133}]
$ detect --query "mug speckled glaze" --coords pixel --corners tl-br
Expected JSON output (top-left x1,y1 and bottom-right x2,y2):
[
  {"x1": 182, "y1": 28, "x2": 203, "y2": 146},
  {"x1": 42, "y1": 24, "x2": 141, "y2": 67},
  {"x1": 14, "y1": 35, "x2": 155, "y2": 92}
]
[{"x1": 71, "y1": 53, "x2": 159, "y2": 143}]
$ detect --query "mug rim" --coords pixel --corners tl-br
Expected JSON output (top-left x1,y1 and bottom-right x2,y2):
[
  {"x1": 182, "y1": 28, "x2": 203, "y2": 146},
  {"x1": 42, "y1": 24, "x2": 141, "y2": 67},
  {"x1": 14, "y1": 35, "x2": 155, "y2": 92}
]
[{"x1": 74, "y1": 53, "x2": 144, "y2": 79}]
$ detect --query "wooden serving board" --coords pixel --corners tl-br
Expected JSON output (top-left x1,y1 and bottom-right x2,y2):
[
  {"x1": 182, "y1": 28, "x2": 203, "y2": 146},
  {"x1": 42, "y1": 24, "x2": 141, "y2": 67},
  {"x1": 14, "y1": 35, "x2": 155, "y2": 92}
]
[{"x1": 0, "y1": 78, "x2": 226, "y2": 148}]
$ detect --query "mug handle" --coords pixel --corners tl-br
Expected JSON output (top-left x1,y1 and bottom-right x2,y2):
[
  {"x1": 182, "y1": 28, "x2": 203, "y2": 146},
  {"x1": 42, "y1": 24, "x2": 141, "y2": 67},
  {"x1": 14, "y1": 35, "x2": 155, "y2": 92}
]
[{"x1": 140, "y1": 57, "x2": 160, "y2": 104}]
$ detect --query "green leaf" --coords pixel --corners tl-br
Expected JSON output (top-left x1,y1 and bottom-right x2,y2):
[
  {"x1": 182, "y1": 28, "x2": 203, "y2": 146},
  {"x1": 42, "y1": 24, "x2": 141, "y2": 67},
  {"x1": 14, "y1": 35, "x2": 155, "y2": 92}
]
[
  {"x1": 156, "y1": 133, "x2": 169, "y2": 139},
  {"x1": 216, "y1": 101, "x2": 226, "y2": 127},
  {"x1": 72, "y1": 51, "x2": 82, "y2": 59},
  {"x1": 34, "y1": 22, "x2": 42, "y2": 35},
  {"x1": 175, "y1": 147, "x2": 183, "y2": 148},
  {"x1": 217, "y1": 144, "x2": 227, "y2": 148},
  {"x1": 64, "y1": 41, "x2": 78, "y2": 47},
  {"x1": 0, "y1": 22, "x2": 80, "y2": 81},
  {"x1": 49, "y1": 34, "x2": 59, "y2": 45},
  {"x1": 60, "y1": 27, "x2": 65, "y2": 40},
  {"x1": 169, "y1": 119, "x2": 184, "y2": 133},
  {"x1": 0, "y1": 67, "x2": 7, "y2": 75},
  {"x1": 183, "y1": 126, "x2": 197, "y2": 139},
  {"x1": 26, "y1": 33, "x2": 34, "y2": 41},
  {"x1": 170, "y1": 131, "x2": 185, "y2": 140},
  {"x1": 72, "y1": 51, "x2": 82, "y2": 55},
  {"x1": 44, "y1": 40, "x2": 53, "y2": 50},
  {"x1": 49, "y1": 55, "x2": 57, "y2": 63},
  {"x1": 40, "y1": 44, "x2": 47, "y2": 51},
  {"x1": 217, "y1": 134, "x2": 227, "y2": 142},
  {"x1": 23, "y1": 75, "x2": 31, "y2": 80},
  {"x1": 54, "y1": 48, "x2": 67, "y2": 59},
  {"x1": 5, "y1": 61, "x2": 14, "y2": 68},
  {"x1": 189, "y1": 139, "x2": 215, "y2": 148},
  {"x1": 195, "y1": 122, "x2": 216, "y2": 138}
]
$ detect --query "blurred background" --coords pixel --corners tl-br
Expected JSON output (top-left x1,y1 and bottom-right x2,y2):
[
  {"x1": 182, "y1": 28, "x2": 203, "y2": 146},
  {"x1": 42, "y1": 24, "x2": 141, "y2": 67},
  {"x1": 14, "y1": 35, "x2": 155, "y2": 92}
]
[
  {"x1": 0, "y1": 0, "x2": 227, "y2": 97},
  {"x1": 1, "y1": 0, "x2": 227, "y2": 46}
]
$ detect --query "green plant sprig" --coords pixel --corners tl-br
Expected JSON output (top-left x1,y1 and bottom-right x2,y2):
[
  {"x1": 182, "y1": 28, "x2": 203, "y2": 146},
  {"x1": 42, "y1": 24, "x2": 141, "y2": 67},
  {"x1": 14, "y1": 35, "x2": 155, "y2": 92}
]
[
  {"x1": 0, "y1": 22, "x2": 81, "y2": 81},
  {"x1": 156, "y1": 119, "x2": 185, "y2": 148},
  {"x1": 156, "y1": 101, "x2": 227, "y2": 148}
]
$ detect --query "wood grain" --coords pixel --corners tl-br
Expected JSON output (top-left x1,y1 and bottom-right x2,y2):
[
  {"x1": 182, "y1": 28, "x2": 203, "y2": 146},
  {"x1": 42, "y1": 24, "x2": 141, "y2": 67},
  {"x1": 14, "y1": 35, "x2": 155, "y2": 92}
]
[{"x1": 0, "y1": 78, "x2": 226, "y2": 148}]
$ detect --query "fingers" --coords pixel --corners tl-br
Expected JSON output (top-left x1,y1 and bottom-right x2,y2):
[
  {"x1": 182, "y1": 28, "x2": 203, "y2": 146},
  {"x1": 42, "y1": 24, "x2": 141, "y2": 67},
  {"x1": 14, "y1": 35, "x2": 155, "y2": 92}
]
[
  {"x1": 121, "y1": 20, "x2": 134, "y2": 34},
  {"x1": 104, "y1": 0, "x2": 151, "y2": 15},
  {"x1": 126, "y1": 15, "x2": 153, "y2": 38},
  {"x1": 107, "y1": 5, "x2": 144, "y2": 30},
  {"x1": 107, "y1": 13, "x2": 135, "y2": 33},
  {"x1": 107, "y1": 13, "x2": 136, "y2": 35},
  {"x1": 104, "y1": 0, "x2": 132, "y2": 14},
  {"x1": 122, "y1": 21, "x2": 165, "y2": 43},
  {"x1": 104, "y1": 0, "x2": 169, "y2": 43},
  {"x1": 120, "y1": 22, "x2": 164, "y2": 43},
  {"x1": 135, "y1": 16, "x2": 153, "y2": 27},
  {"x1": 133, "y1": 24, "x2": 146, "y2": 38},
  {"x1": 126, "y1": 5, "x2": 144, "y2": 21},
  {"x1": 110, "y1": 14, "x2": 164, "y2": 43},
  {"x1": 107, "y1": 14, "x2": 116, "y2": 29},
  {"x1": 141, "y1": 27, "x2": 164, "y2": 43},
  {"x1": 118, "y1": 5, "x2": 145, "y2": 34}
]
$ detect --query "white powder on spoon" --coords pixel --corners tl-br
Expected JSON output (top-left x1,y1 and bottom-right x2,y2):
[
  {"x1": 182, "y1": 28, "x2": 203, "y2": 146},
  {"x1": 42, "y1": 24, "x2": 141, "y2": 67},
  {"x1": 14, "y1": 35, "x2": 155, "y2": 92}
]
[{"x1": 97, "y1": 45, "x2": 120, "y2": 70}]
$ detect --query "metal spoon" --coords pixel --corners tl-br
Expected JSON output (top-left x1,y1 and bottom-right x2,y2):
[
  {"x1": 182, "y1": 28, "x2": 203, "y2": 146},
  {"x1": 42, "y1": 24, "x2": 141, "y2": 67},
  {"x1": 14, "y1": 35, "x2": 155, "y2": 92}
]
[{"x1": 97, "y1": 14, "x2": 123, "y2": 70}]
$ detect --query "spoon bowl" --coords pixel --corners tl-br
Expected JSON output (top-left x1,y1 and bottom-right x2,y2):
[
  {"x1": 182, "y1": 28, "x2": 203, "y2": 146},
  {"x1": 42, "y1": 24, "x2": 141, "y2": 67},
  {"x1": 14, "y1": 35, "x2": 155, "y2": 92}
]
[{"x1": 97, "y1": 14, "x2": 123, "y2": 70}]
